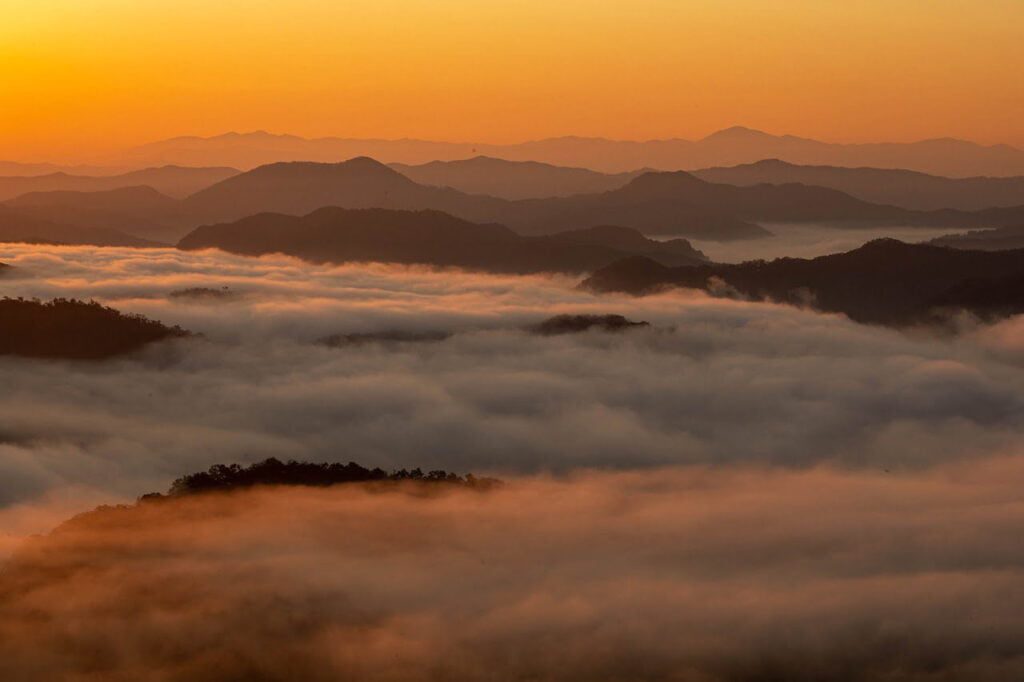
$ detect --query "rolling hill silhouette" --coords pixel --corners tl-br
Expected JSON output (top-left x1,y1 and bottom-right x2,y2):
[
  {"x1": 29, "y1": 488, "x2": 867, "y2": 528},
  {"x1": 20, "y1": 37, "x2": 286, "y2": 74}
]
[
  {"x1": 390, "y1": 156, "x2": 643, "y2": 199},
  {"x1": 181, "y1": 158, "x2": 767, "y2": 240},
  {"x1": 695, "y1": 159, "x2": 1024, "y2": 211},
  {"x1": 11, "y1": 156, "x2": 1024, "y2": 247},
  {"x1": 3, "y1": 186, "x2": 190, "y2": 244},
  {"x1": 0, "y1": 165, "x2": 238, "y2": 202},
  {"x1": 582, "y1": 239, "x2": 1024, "y2": 327},
  {"x1": 177, "y1": 207, "x2": 709, "y2": 273},
  {"x1": 0, "y1": 298, "x2": 189, "y2": 359},
  {"x1": 181, "y1": 156, "x2": 500, "y2": 221},
  {"x1": 0, "y1": 205, "x2": 160, "y2": 247},
  {"x1": 930, "y1": 225, "x2": 1024, "y2": 252}
]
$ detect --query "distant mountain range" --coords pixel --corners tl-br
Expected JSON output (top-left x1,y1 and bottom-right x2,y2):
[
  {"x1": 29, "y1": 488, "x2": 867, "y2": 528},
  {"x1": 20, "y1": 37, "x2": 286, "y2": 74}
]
[
  {"x1": 582, "y1": 239, "x2": 1024, "y2": 327},
  {"x1": 693, "y1": 159, "x2": 1024, "y2": 211},
  {"x1": 6, "y1": 156, "x2": 1024, "y2": 250},
  {"x1": 0, "y1": 161, "x2": 118, "y2": 176},
  {"x1": 0, "y1": 205, "x2": 160, "y2": 248},
  {"x1": 177, "y1": 207, "x2": 709, "y2": 273},
  {"x1": 181, "y1": 158, "x2": 766, "y2": 240},
  {"x1": 182, "y1": 158, "x2": 1024, "y2": 238},
  {"x1": 3, "y1": 186, "x2": 190, "y2": 244},
  {"x1": 120, "y1": 127, "x2": 1024, "y2": 177},
  {"x1": 0, "y1": 165, "x2": 239, "y2": 202},
  {"x1": 930, "y1": 225, "x2": 1024, "y2": 252}
]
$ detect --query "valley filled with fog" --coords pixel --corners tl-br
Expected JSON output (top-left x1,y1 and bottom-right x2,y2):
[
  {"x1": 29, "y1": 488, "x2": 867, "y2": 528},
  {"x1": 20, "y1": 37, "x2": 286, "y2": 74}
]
[
  {"x1": 689, "y1": 223, "x2": 961, "y2": 262},
  {"x1": 3, "y1": 244, "x2": 1024, "y2": 552}
]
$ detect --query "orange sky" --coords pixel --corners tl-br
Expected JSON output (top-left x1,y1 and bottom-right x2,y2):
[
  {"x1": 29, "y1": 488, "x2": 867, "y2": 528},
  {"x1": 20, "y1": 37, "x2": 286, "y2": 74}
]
[{"x1": 2, "y1": 0, "x2": 1023, "y2": 161}]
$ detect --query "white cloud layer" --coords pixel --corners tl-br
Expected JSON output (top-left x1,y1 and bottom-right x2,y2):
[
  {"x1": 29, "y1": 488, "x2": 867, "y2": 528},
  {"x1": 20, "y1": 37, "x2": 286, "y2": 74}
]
[{"x1": 1, "y1": 244, "x2": 1023, "y2": 536}]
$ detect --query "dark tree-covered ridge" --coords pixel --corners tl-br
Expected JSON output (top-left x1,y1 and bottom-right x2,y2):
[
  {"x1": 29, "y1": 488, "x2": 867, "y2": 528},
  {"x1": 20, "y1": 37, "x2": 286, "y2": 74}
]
[
  {"x1": 582, "y1": 239, "x2": 1024, "y2": 327},
  {"x1": 530, "y1": 314, "x2": 650, "y2": 335},
  {"x1": 0, "y1": 297, "x2": 189, "y2": 359},
  {"x1": 149, "y1": 458, "x2": 501, "y2": 499}
]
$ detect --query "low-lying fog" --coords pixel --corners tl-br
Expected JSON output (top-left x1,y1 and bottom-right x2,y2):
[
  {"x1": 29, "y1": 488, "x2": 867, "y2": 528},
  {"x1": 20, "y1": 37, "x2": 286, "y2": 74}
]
[
  {"x1": 690, "y1": 223, "x2": 961, "y2": 262},
  {"x1": 5, "y1": 463, "x2": 1024, "y2": 681},
  {"x1": 2, "y1": 243, "x2": 1024, "y2": 555}
]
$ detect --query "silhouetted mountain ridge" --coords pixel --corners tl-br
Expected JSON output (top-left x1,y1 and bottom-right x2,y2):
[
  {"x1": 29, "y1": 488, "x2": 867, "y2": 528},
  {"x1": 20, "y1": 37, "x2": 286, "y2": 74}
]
[
  {"x1": 390, "y1": 156, "x2": 644, "y2": 199},
  {"x1": 582, "y1": 239, "x2": 1024, "y2": 326},
  {"x1": 0, "y1": 205, "x2": 160, "y2": 247},
  {"x1": 2, "y1": 186, "x2": 188, "y2": 243},
  {"x1": 0, "y1": 298, "x2": 190, "y2": 359},
  {"x1": 930, "y1": 225, "x2": 1024, "y2": 252},
  {"x1": 150, "y1": 458, "x2": 500, "y2": 498},
  {"x1": 12, "y1": 156, "x2": 1024, "y2": 246},
  {"x1": 0, "y1": 165, "x2": 238, "y2": 202},
  {"x1": 695, "y1": 159, "x2": 1024, "y2": 211},
  {"x1": 127, "y1": 128, "x2": 1024, "y2": 176},
  {"x1": 177, "y1": 207, "x2": 709, "y2": 273}
]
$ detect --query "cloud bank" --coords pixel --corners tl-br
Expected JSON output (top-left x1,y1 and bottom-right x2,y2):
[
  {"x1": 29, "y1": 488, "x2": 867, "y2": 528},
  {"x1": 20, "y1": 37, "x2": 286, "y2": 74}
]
[
  {"x1": 1, "y1": 244, "x2": 1023, "y2": 541},
  {"x1": 3, "y1": 463, "x2": 1024, "y2": 681}
]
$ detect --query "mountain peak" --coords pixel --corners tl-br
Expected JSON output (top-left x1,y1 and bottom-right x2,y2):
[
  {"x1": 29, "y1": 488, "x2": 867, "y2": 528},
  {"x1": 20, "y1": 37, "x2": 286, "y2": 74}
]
[
  {"x1": 619, "y1": 170, "x2": 706, "y2": 195},
  {"x1": 702, "y1": 126, "x2": 775, "y2": 142}
]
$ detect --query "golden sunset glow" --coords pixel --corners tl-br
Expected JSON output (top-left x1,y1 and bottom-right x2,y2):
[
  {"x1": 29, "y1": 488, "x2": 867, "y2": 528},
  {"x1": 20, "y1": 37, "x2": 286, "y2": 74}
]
[{"x1": 2, "y1": 0, "x2": 1023, "y2": 160}]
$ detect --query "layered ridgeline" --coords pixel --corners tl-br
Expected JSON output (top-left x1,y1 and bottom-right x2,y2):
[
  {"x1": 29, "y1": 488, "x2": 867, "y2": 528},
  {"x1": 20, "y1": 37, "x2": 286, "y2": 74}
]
[
  {"x1": 396, "y1": 156, "x2": 1024, "y2": 212},
  {"x1": 0, "y1": 165, "x2": 238, "y2": 202},
  {"x1": 931, "y1": 225, "x2": 1024, "y2": 252},
  {"x1": 127, "y1": 127, "x2": 1024, "y2": 177},
  {"x1": 178, "y1": 208, "x2": 709, "y2": 273},
  {"x1": 0, "y1": 205, "x2": 160, "y2": 247},
  {"x1": 694, "y1": 159, "x2": 1024, "y2": 211},
  {"x1": 389, "y1": 156, "x2": 646, "y2": 200},
  {"x1": 582, "y1": 239, "x2": 1024, "y2": 327},
  {"x1": 2, "y1": 186, "x2": 190, "y2": 244},
  {"x1": 156, "y1": 157, "x2": 1024, "y2": 237},
  {"x1": 9, "y1": 156, "x2": 1024, "y2": 248},
  {"x1": 0, "y1": 298, "x2": 189, "y2": 359},
  {"x1": 181, "y1": 157, "x2": 766, "y2": 240}
]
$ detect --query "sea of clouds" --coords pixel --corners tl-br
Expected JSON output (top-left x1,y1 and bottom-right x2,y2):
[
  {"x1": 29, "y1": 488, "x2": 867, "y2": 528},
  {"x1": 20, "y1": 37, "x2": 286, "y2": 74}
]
[
  {"x1": 2, "y1": 244, "x2": 1024, "y2": 542},
  {"x1": 3, "y1": 464, "x2": 1024, "y2": 680},
  {"x1": 2, "y1": 244, "x2": 1024, "y2": 678}
]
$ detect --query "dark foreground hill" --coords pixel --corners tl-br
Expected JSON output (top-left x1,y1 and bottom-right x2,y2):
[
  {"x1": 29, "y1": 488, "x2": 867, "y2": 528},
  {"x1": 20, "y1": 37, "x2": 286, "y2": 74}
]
[
  {"x1": 145, "y1": 458, "x2": 500, "y2": 499},
  {"x1": 582, "y1": 239, "x2": 1024, "y2": 327},
  {"x1": 694, "y1": 159, "x2": 1024, "y2": 211},
  {"x1": 529, "y1": 314, "x2": 650, "y2": 335},
  {"x1": 177, "y1": 207, "x2": 709, "y2": 272},
  {"x1": 0, "y1": 298, "x2": 189, "y2": 359}
]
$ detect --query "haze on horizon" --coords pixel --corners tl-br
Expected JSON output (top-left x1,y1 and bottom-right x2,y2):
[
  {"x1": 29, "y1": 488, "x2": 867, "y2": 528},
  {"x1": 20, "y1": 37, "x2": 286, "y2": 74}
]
[{"x1": 3, "y1": 0, "x2": 1023, "y2": 162}]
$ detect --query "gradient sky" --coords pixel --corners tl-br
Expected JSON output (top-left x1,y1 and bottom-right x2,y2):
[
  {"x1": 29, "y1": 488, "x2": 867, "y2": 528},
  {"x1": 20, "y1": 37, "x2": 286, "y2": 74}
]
[{"x1": 2, "y1": 0, "x2": 1023, "y2": 161}]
